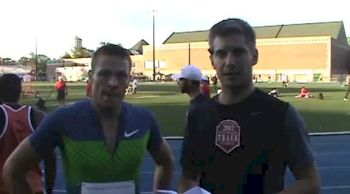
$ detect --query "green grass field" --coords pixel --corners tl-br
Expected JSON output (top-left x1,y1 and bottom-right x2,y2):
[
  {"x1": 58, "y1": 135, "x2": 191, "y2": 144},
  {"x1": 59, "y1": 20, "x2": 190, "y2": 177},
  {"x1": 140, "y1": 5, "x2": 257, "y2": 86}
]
[{"x1": 20, "y1": 82, "x2": 350, "y2": 136}]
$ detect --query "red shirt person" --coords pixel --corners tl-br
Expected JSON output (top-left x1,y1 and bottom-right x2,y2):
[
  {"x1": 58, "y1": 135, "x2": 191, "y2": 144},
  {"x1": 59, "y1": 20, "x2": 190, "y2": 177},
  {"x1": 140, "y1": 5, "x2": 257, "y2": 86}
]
[
  {"x1": 86, "y1": 79, "x2": 92, "y2": 97},
  {"x1": 55, "y1": 77, "x2": 67, "y2": 106},
  {"x1": 296, "y1": 86, "x2": 313, "y2": 98},
  {"x1": 201, "y1": 76, "x2": 211, "y2": 98}
]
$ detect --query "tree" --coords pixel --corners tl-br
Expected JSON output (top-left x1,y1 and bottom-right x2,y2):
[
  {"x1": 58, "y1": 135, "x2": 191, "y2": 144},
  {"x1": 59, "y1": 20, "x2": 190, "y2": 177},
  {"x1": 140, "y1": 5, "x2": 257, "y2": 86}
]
[
  {"x1": 18, "y1": 57, "x2": 32, "y2": 71},
  {"x1": 29, "y1": 52, "x2": 51, "y2": 74},
  {"x1": 71, "y1": 47, "x2": 92, "y2": 58},
  {"x1": 61, "y1": 52, "x2": 72, "y2": 59},
  {"x1": 19, "y1": 57, "x2": 30, "y2": 66}
]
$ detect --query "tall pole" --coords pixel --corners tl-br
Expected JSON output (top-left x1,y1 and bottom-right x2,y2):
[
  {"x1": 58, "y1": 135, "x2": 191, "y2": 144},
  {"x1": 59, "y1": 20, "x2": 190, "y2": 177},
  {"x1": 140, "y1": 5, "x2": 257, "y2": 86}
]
[
  {"x1": 152, "y1": 10, "x2": 156, "y2": 81},
  {"x1": 35, "y1": 36, "x2": 38, "y2": 93},
  {"x1": 35, "y1": 37, "x2": 38, "y2": 81},
  {"x1": 188, "y1": 42, "x2": 191, "y2": 65},
  {"x1": 0, "y1": 57, "x2": 3, "y2": 74}
]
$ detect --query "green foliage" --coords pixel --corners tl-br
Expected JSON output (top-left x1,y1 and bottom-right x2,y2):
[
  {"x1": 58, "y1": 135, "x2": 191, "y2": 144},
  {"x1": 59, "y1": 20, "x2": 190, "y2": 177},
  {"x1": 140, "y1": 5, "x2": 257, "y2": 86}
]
[{"x1": 71, "y1": 47, "x2": 92, "y2": 58}]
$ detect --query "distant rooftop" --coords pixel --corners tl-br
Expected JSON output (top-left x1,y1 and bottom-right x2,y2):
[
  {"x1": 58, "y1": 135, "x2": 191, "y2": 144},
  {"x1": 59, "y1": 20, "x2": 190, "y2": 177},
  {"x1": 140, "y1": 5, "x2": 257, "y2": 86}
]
[{"x1": 163, "y1": 21, "x2": 345, "y2": 44}]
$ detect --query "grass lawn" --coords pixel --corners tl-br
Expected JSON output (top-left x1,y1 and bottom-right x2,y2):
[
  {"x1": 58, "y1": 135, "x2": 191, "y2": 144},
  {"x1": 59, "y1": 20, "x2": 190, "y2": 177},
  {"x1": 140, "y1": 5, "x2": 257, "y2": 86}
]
[{"x1": 19, "y1": 81, "x2": 350, "y2": 136}]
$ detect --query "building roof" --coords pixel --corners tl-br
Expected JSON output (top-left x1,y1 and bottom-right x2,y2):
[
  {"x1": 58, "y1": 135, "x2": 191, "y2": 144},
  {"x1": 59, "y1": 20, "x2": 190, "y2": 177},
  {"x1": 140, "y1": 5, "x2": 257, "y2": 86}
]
[
  {"x1": 130, "y1": 39, "x2": 149, "y2": 54},
  {"x1": 163, "y1": 21, "x2": 345, "y2": 44}
]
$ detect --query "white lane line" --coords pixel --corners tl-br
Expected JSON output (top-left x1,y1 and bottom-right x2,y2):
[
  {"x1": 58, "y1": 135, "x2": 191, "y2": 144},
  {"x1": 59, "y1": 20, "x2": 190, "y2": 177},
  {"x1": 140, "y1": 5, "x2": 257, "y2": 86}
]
[
  {"x1": 318, "y1": 165, "x2": 350, "y2": 170},
  {"x1": 321, "y1": 185, "x2": 350, "y2": 189}
]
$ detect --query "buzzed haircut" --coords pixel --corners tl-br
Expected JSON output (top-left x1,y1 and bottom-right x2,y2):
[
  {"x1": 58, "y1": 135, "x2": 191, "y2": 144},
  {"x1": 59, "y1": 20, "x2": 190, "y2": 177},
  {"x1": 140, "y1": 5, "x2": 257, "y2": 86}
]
[{"x1": 0, "y1": 73, "x2": 22, "y2": 103}]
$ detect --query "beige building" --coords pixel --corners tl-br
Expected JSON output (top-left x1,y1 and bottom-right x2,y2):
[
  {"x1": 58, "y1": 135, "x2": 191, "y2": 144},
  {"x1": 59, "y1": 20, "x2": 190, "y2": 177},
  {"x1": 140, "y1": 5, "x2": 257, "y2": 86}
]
[
  {"x1": 60, "y1": 22, "x2": 350, "y2": 83},
  {"x1": 138, "y1": 21, "x2": 350, "y2": 82}
]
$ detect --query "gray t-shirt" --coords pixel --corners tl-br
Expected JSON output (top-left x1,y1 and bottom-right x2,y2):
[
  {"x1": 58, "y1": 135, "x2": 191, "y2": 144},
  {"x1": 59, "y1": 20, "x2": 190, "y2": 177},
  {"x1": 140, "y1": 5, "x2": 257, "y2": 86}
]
[{"x1": 181, "y1": 89, "x2": 314, "y2": 194}]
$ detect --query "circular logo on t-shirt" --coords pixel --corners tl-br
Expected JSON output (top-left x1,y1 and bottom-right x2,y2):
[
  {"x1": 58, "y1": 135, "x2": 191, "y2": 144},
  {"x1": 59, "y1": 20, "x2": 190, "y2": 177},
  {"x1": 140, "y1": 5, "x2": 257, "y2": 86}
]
[{"x1": 215, "y1": 119, "x2": 241, "y2": 154}]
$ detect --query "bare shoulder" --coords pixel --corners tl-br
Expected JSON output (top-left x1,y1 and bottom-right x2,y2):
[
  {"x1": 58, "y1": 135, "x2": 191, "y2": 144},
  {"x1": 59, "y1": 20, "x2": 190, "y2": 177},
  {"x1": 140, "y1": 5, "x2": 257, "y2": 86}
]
[{"x1": 31, "y1": 107, "x2": 46, "y2": 126}]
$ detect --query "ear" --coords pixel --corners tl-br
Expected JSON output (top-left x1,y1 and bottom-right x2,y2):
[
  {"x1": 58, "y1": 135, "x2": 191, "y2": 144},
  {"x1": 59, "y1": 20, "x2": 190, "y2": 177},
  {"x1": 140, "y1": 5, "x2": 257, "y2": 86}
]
[
  {"x1": 91, "y1": 71, "x2": 96, "y2": 81},
  {"x1": 252, "y1": 48, "x2": 259, "y2": 67},
  {"x1": 128, "y1": 74, "x2": 131, "y2": 83},
  {"x1": 208, "y1": 49, "x2": 216, "y2": 70}
]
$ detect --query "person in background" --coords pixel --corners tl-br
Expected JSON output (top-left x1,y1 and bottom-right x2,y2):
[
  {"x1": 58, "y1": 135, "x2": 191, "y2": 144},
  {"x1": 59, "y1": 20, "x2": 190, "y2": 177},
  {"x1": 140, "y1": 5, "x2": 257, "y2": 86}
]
[
  {"x1": 174, "y1": 65, "x2": 210, "y2": 113},
  {"x1": 211, "y1": 75, "x2": 218, "y2": 91},
  {"x1": 54, "y1": 76, "x2": 67, "y2": 106},
  {"x1": 132, "y1": 78, "x2": 138, "y2": 94},
  {"x1": 295, "y1": 86, "x2": 313, "y2": 98},
  {"x1": 344, "y1": 74, "x2": 350, "y2": 101},
  {"x1": 86, "y1": 70, "x2": 93, "y2": 98},
  {"x1": 201, "y1": 75, "x2": 211, "y2": 98},
  {"x1": 268, "y1": 88, "x2": 279, "y2": 98},
  {"x1": 0, "y1": 73, "x2": 56, "y2": 194}
]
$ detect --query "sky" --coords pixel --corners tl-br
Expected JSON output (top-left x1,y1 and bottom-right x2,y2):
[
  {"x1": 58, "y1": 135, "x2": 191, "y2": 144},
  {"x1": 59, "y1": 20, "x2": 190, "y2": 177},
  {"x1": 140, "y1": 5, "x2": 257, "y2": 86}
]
[{"x1": 1, "y1": 0, "x2": 350, "y2": 60}]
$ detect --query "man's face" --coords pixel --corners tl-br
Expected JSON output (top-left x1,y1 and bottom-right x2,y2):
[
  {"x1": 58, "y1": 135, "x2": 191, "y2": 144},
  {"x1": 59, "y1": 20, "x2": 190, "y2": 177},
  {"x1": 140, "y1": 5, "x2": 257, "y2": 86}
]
[
  {"x1": 178, "y1": 78, "x2": 190, "y2": 93},
  {"x1": 210, "y1": 34, "x2": 258, "y2": 90},
  {"x1": 91, "y1": 55, "x2": 130, "y2": 112}
]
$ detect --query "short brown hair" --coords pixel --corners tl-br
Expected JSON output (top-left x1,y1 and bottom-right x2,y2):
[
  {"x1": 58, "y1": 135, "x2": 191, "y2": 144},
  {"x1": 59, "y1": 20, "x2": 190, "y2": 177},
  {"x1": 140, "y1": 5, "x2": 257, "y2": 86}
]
[
  {"x1": 91, "y1": 44, "x2": 132, "y2": 71},
  {"x1": 208, "y1": 18, "x2": 256, "y2": 53}
]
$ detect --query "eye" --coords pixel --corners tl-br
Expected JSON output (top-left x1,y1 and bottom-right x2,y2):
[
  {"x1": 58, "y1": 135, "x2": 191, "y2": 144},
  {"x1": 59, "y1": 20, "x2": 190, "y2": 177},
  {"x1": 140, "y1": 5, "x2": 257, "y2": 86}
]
[
  {"x1": 116, "y1": 72, "x2": 128, "y2": 80},
  {"x1": 214, "y1": 50, "x2": 228, "y2": 58},
  {"x1": 97, "y1": 70, "x2": 112, "y2": 78},
  {"x1": 232, "y1": 48, "x2": 247, "y2": 56}
]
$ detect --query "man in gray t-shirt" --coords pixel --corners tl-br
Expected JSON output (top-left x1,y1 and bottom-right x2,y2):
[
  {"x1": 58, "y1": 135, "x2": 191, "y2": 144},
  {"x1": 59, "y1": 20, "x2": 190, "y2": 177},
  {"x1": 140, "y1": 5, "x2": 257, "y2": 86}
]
[{"x1": 179, "y1": 18, "x2": 320, "y2": 194}]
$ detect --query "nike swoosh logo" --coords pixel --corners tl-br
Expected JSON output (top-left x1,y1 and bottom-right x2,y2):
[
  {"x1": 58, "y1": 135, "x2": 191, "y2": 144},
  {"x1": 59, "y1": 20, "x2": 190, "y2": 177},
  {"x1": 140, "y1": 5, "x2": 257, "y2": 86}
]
[{"x1": 124, "y1": 129, "x2": 140, "y2": 137}]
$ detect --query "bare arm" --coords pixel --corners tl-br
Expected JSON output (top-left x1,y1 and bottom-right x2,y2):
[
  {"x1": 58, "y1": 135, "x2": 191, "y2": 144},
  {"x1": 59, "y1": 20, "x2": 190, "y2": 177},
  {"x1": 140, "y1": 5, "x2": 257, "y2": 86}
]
[
  {"x1": 278, "y1": 162, "x2": 320, "y2": 194},
  {"x1": 33, "y1": 109, "x2": 57, "y2": 193},
  {"x1": 149, "y1": 138, "x2": 175, "y2": 192},
  {"x1": 3, "y1": 138, "x2": 42, "y2": 194}
]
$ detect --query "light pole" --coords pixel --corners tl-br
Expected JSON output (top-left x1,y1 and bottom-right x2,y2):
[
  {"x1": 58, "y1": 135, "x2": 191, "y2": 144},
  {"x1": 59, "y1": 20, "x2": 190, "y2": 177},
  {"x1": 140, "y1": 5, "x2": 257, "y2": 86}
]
[
  {"x1": 35, "y1": 36, "x2": 38, "y2": 81},
  {"x1": 188, "y1": 42, "x2": 191, "y2": 65},
  {"x1": 152, "y1": 9, "x2": 156, "y2": 81},
  {"x1": 0, "y1": 57, "x2": 3, "y2": 74},
  {"x1": 35, "y1": 36, "x2": 38, "y2": 94}
]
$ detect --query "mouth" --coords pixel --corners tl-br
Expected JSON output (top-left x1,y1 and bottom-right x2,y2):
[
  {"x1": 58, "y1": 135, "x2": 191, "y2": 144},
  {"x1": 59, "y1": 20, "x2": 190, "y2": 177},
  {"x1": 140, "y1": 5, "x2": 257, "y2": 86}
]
[
  {"x1": 102, "y1": 92, "x2": 120, "y2": 100},
  {"x1": 222, "y1": 72, "x2": 240, "y2": 77}
]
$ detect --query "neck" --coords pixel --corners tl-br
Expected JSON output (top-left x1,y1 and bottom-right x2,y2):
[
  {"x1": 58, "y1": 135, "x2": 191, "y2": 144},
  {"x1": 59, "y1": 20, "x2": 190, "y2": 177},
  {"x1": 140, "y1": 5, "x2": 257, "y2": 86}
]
[
  {"x1": 2, "y1": 100, "x2": 18, "y2": 105},
  {"x1": 187, "y1": 89, "x2": 201, "y2": 100},
  {"x1": 99, "y1": 110, "x2": 120, "y2": 119},
  {"x1": 93, "y1": 104, "x2": 122, "y2": 120},
  {"x1": 219, "y1": 82, "x2": 255, "y2": 105}
]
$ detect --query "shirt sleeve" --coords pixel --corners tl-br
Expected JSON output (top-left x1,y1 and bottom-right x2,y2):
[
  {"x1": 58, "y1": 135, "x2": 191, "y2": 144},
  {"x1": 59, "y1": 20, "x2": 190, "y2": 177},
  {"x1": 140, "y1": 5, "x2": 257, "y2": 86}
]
[
  {"x1": 147, "y1": 111, "x2": 163, "y2": 152},
  {"x1": 283, "y1": 105, "x2": 314, "y2": 168},
  {"x1": 30, "y1": 109, "x2": 64, "y2": 159},
  {"x1": 180, "y1": 108, "x2": 206, "y2": 178}
]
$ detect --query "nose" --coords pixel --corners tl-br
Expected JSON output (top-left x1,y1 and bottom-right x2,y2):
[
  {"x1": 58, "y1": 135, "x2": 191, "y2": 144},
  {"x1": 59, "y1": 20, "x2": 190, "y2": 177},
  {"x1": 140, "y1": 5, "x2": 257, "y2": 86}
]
[
  {"x1": 108, "y1": 75, "x2": 118, "y2": 87},
  {"x1": 225, "y1": 52, "x2": 237, "y2": 67}
]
